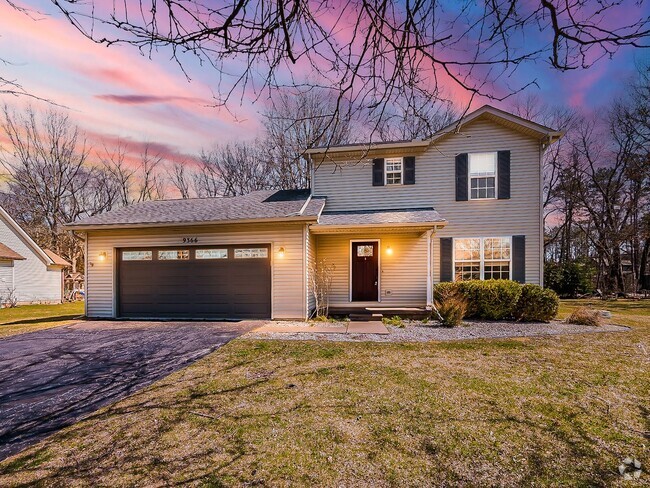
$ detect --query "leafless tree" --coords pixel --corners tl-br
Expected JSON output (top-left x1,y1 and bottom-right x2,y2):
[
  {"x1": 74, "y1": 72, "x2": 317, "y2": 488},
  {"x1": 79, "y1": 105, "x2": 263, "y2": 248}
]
[
  {"x1": 136, "y1": 145, "x2": 166, "y2": 202},
  {"x1": 100, "y1": 142, "x2": 167, "y2": 204},
  {"x1": 309, "y1": 258, "x2": 336, "y2": 318},
  {"x1": 100, "y1": 141, "x2": 135, "y2": 206},
  {"x1": 262, "y1": 87, "x2": 353, "y2": 188},
  {"x1": 199, "y1": 141, "x2": 276, "y2": 197},
  {"x1": 27, "y1": 0, "x2": 650, "y2": 144},
  {"x1": 0, "y1": 106, "x2": 115, "y2": 271},
  {"x1": 170, "y1": 162, "x2": 193, "y2": 199},
  {"x1": 374, "y1": 97, "x2": 458, "y2": 141}
]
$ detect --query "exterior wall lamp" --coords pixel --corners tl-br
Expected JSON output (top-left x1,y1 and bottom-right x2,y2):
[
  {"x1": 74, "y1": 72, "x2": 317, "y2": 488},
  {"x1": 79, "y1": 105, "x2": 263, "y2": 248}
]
[
  {"x1": 386, "y1": 245, "x2": 393, "y2": 256},
  {"x1": 277, "y1": 247, "x2": 285, "y2": 258},
  {"x1": 98, "y1": 251, "x2": 107, "y2": 262}
]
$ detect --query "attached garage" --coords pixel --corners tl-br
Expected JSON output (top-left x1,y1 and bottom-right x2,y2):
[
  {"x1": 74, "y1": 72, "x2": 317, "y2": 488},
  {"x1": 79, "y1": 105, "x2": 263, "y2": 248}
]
[
  {"x1": 118, "y1": 245, "x2": 271, "y2": 319},
  {"x1": 67, "y1": 190, "x2": 325, "y2": 320}
]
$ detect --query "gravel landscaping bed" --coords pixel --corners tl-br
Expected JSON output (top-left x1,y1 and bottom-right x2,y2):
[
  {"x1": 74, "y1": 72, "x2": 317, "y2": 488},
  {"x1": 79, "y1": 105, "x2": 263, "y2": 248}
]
[{"x1": 244, "y1": 320, "x2": 629, "y2": 343}]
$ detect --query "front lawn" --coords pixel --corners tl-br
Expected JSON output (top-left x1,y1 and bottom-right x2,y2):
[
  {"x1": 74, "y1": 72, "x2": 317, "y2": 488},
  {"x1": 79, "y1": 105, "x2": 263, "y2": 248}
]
[
  {"x1": 1, "y1": 300, "x2": 649, "y2": 486},
  {"x1": 0, "y1": 302, "x2": 84, "y2": 338}
]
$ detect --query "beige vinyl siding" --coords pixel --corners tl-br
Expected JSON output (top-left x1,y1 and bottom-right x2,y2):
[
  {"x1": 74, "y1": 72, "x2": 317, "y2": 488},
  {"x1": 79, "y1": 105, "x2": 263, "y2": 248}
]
[
  {"x1": 315, "y1": 232, "x2": 428, "y2": 308},
  {"x1": 305, "y1": 226, "x2": 317, "y2": 315},
  {"x1": 313, "y1": 118, "x2": 543, "y2": 284},
  {"x1": 0, "y1": 217, "x2": 63, "y2": 303},
  {"x1": 86, "y1": 222, "x2": 307, "y2": 319}
]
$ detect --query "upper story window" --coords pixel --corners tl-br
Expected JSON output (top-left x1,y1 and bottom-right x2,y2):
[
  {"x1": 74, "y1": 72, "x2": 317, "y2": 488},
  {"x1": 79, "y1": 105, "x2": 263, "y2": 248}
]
[
  {"x1": 385, "y1": 157, "x2": 403, "y2": 185},
  {"x1": 469, "y1": 152, "x2": 497, "y2": 199}
]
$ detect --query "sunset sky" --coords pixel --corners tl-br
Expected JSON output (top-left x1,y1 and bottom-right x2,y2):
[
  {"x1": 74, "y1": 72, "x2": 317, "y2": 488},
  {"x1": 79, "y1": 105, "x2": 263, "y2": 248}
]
[{"x1": 1, "y1": 0, "x2": 648, "y2": 163}]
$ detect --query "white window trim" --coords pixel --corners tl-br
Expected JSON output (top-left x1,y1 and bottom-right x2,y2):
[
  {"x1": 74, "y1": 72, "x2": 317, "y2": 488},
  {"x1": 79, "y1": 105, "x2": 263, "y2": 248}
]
[
  {"x1": 468, "y1": 152, "x2": 498, "y2": 201},
  {"x1": 384, "y1": 157, "x2": 404, "y2": 186},
  {"x1": 452, "y1": 236, "x2": 512, "y2": 281}
]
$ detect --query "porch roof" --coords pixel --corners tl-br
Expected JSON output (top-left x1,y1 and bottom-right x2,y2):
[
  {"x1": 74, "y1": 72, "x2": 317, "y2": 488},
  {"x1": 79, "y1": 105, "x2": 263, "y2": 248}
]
[{"x1": 310, "y1": 207, "x2": 446, "y2": 233}]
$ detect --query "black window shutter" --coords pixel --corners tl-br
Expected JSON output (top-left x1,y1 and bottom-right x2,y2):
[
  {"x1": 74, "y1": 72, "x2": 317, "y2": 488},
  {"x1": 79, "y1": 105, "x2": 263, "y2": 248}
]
[
  {"x1": 498, "y1": 150, "x2": 511, "y2": 199},
  {"x1": 455, "y1": 153, "x2": 468, "y2": 201},
  {"x1": 440, "y1": 237, "x2": 453, "y2": 282},
  {"x1": 512, "y1": 235, "x2": 525, "y2": 283},
  {"x1": 372, "y1": 158, "x2": 385, "y2": 186},
  {"x1": 404, "y1": 156, "x2": 415, "y2": 185}
]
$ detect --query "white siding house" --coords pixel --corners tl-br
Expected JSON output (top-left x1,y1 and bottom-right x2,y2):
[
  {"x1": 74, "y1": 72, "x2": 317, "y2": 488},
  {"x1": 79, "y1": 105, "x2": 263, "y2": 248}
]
[
  {"x1": 70, "y1": 105, "x2": 562, "y2": 320},
  {"x1": 0, "y1": 206, "x2": 69, "y2": 304}
]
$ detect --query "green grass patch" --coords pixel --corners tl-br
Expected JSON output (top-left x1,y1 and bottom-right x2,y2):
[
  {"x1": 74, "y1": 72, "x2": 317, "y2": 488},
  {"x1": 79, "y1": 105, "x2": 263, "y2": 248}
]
[
  {"x1": 0, "y1": 302, "x2": 84, "y2": 338},
  {"x1": 0, "y1": 299, "x2": 648, "y2": 486}
]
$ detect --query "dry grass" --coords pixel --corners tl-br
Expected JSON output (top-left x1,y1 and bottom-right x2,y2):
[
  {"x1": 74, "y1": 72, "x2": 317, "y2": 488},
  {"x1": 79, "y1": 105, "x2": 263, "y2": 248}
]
[
  {"x1": 566, "y1": 306, "x2": 604, "y2": 327},
  {"x1": 0, "y1": 302, "x2": 84, "y2": 339},
  {"x1": 1, "y1": 300, "x2": 649, "y2": 486}
]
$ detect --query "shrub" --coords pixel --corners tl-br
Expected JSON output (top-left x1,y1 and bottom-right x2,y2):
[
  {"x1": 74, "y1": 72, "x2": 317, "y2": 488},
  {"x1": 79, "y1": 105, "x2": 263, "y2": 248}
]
[
  {"x1": 433, "y1": 288, "x2": 468, "y2": 327},
  {"x1": 544, "y1": 260, "x2": 595, "y2": 297},
  {"x1": 456, "y1": 280, "x2": 521, "y2": 320},
  {"x1": 383, "y1": 315, "x2": 404, "y2": 327},
  {"x1": 513, "y1": 284, "x2": 559, "y2": 322},
  {"x1": 565, "y1": 307, "x2": 603, "y2": 326}
]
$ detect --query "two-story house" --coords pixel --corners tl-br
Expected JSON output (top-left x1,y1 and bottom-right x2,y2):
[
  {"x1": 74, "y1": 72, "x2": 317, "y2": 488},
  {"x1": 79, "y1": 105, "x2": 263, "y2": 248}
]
[{"x1": 68, "y1": 105, "x2": 562, "y2": 320}]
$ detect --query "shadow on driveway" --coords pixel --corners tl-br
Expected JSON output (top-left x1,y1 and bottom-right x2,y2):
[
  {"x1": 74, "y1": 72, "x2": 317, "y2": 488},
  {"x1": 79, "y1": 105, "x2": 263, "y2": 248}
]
[{"x1": 0, "y1": 320, "x2": 257, "y2": 461}]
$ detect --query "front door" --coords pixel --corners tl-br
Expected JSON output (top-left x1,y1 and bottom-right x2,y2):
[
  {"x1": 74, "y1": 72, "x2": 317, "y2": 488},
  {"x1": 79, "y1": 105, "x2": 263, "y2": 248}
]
[{"x1": 351, "y1": 241, "x2": 379, "y2": 301}]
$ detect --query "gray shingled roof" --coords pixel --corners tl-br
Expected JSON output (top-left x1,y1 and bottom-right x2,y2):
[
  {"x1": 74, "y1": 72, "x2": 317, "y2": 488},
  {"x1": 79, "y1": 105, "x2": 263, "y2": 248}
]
[
  {"x1": 316, "y1": 208, "x2": 445, "y2": 226},
  {"x1": 67, "y1": 190, "x2": 324, "y2": 229}
]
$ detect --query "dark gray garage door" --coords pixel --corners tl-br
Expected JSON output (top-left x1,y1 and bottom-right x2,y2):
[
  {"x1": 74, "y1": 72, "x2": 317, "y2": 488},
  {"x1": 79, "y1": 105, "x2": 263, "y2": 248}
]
[{"x1": 118, "y1": 245, "x2": 271, "y2": 319}]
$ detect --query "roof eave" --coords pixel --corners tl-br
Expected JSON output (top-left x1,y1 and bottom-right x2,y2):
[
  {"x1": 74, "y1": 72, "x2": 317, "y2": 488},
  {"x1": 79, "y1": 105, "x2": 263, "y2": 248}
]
[
  {"x1": 304, "y1": 140, "x2": 430, "y2": 155},
  {"x1": 64, "y1": 215, "x2": 320, "y2": 231},
  {"x1": 428, "y1": 105, "x2": 562, "y2": 144},
  {"x1": 309, "y1": 221, "x2": 447, "y2": 234}
]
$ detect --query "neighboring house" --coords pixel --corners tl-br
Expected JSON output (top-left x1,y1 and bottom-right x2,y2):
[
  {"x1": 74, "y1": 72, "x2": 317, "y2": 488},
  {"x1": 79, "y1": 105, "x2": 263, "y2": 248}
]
[
  {"x1": 0, "y1": 206, "x2": 70, "y2": 304},
  {"x1": 67, "y1": 105, "x2": 562, "y2": 320}
]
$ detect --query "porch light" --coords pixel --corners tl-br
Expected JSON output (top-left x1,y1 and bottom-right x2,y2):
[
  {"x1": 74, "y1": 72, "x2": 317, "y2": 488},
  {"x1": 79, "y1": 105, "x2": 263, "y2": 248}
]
[
  {"x1": 98, "y1": 251, "x2": 107, "y2": 262},
  {"x1": 277, "y1": 247, "x2": 285, "y2": 258},
  {"x1": 386, "y1": 246, "x2": 393, "y2": 255}
]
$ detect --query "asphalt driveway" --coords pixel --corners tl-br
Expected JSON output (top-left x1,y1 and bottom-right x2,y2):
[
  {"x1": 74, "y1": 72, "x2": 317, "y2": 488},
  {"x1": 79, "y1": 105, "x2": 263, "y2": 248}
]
[{"x1": 0, "y1": 320, "x2": 257, "y2": 461}]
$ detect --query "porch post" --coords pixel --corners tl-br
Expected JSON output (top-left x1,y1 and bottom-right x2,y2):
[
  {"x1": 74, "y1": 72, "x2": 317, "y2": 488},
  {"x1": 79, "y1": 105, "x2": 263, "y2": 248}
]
[{"x1": 426, "y1": 229, "x2": 434, "y2": 309}]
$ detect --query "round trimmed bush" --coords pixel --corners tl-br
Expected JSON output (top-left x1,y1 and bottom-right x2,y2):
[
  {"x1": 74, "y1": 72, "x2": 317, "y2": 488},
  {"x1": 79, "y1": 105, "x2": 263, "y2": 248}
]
[
  {"x1": 513, "y1": 284, "x2": 559, "y2": 322},
  {"x1": 458, "y1": 279, "x2": 522, "y2": 320},
  {"x1": 434, "y1": 280, "x2": 558, "y2": 322}
]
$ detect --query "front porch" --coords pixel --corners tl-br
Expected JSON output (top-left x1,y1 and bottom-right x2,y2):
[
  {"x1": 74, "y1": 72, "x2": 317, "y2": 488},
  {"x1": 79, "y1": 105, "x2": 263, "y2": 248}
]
[
  {"x1": 309, "y1": 208, "x2": 447, "y2": 318},
  {"x1": 328, "y1": 306, "x2": 430, "y2": 320}
]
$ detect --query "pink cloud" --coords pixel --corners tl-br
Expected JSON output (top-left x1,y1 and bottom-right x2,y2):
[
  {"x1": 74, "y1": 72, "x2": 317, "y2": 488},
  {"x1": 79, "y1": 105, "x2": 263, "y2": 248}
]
[{"x1": 95, "y1": 94, "x2": 210, "y2": 105}]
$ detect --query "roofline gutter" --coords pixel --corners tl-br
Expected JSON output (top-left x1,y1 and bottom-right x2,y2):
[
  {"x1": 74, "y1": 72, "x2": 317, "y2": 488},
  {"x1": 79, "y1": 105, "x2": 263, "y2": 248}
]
[
  {"x1": 64, "y1": 215, "x2": 320, "y2": 232},
  {"x1": 309, "y1": 221, "x2": 447, "y2": 233},
  {"x1": 304, "y1": 139, "x2": 430, "y2": 155}
]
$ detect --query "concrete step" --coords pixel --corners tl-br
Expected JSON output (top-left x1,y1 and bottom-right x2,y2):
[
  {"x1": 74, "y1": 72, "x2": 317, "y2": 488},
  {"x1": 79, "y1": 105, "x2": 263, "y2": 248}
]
[{"x1": 349, "y1": 313, "x2": 383, "y2": 322}]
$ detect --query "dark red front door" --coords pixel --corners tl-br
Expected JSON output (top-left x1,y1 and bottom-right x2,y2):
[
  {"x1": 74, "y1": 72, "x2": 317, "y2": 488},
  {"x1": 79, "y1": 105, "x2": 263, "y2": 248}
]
[{"x1": 351, "y1": 241, "x2": 378, "y2": 301}]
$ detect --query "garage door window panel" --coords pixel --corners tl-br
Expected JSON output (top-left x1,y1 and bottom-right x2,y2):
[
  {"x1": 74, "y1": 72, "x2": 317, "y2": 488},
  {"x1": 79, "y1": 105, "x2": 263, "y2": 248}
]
[
  {"x1": 158, "y1": 250, "x2": 189, "y2": 260},
  {"x1": 196, "y1": 249, "x2": 228, "y2": 259},
  {"x1": 235, "y1": 248, "x2": 269, "y2": 259},
  {"x1": 122, "y1": 251, "x2": 152, "y2": 261}
]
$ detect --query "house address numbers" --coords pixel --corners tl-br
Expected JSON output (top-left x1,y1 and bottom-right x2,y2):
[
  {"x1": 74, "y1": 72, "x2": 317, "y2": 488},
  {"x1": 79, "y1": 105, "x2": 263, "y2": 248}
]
[{"x1": 182, "y1": 237, "x2": 198, "y2": 243}]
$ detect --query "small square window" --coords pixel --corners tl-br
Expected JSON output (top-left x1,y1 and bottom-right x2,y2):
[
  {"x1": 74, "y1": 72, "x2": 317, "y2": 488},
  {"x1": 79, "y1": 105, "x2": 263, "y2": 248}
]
[
  {"x1": 356, "y1": 245, "x2": 374, "y2": 257},
  {"x1": 385, "y1": 157, "x2": 403, "y2": 185},
  {"x1": 158, "y1": 250, "x2": 189, "y2": 260}
]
